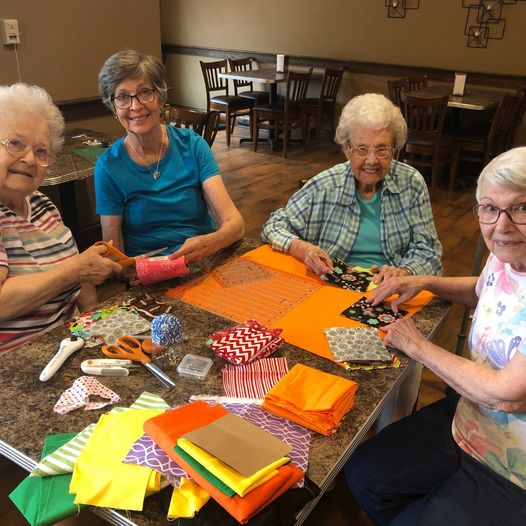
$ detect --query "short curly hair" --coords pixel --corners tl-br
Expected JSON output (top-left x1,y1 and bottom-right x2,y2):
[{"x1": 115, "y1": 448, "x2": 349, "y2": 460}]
[
  {"x1": 335, "y1": 93, "x2": 407, "y2": 151},
  {"x1": 476, "y1": 147, "x2": 526, "y2": 201},
  {"x1": 0, "y1": 83, "x2": 64, "y2": 153},
  {"x1": 98, "y1": 49, "x2": 168, "y2": 112}
]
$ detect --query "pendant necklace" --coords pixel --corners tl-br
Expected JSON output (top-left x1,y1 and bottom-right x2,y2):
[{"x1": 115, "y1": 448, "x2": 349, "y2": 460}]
[{"x1": 128, "y1": 126, "x2": 164, "y2": 181}]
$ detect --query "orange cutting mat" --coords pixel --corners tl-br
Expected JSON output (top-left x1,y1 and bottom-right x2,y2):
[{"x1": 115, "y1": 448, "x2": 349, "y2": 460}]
[
  {"x1": 166, "y1": 257, "x2": 322, "y2": 326},
  {"x1": 166, "y1": 246, "x2": 433, "y2": 362}
]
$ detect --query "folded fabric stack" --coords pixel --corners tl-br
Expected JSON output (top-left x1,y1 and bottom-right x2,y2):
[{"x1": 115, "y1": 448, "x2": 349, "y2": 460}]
[
  {"x1": 262, "y1": 363, "x2": 359, "y2": 436},
  {"x1": 144, "y1": 400, "x2": 304, "y2": 524},
  {"x1": 208, "y1": 320, "x2": 283, "y2": 365}
]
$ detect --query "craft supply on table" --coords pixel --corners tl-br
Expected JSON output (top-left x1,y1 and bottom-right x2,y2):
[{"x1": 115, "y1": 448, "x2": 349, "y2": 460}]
[
  {"x1": 322, "y1": 259, "x2": 375, "y2": 292},
  {"x1": 208, "y1": 319, "x2": 283, "y2": 365},
  {"x1": 340, "y1": 296, "x2": 407, "y2": 328},
  {"x1": 39, "y1": 336, "x2": 85, "y2": 381},
  {"x1": 136, "y1": 255, "x2": 189, "y2": 285},
  {"x1": 80, "y1": 358, "x2": 136, "y2": 377},
  {"x1": 177, "y1": 354, "x2": 213, "y2": 380},
  {"x1": 102, "y1": 335, "x2": 176, "y2": 388}
]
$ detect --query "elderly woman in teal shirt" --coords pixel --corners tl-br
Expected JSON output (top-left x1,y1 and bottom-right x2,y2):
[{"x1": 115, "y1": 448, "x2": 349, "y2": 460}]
[{"x1": 261, "y1": 93, "x2": 443, "y2": 284}]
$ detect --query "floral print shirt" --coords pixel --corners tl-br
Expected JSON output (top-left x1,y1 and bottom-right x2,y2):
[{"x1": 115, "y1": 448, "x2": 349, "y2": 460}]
[{"x1": 452, "y1": 253, "x2": 526, "y2": 489}]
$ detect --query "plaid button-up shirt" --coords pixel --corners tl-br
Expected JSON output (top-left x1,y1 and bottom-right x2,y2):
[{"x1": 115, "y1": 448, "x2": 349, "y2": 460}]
[{"x1": 261, "y1": 160, "x2": 443, "y2": 276}]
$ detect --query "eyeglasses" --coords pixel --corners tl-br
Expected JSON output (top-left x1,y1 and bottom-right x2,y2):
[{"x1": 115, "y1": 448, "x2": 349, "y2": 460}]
[
  {"x1": 111, "y1": 89, "x2": 157, "y2": 109},
  {"x1": 473, "y1": 203, "x2": 526, "y2": 225},
  {"x1": 0, "y1": 138, "x2": 56, "y2": 167},
  {"x1": 348, "y1": 142, "x2": 394, "y2": 160}
]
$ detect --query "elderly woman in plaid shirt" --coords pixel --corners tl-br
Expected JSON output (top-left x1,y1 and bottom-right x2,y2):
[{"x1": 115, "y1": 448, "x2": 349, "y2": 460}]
[
  {"x1": 261, "y1": 93, "x2": 443, "y2": 428},
  {"x1": 261, "y1": 93, "x2": 442, "y2": 284}
]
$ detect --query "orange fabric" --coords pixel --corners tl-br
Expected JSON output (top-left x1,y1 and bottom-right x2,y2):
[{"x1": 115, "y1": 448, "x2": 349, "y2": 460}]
[
  {"x1": 262, "y1": 363, "x2": 359, "y2": 436},
  {"x1": 144, "y1": 401, "x2": 304, "y2": 524}
]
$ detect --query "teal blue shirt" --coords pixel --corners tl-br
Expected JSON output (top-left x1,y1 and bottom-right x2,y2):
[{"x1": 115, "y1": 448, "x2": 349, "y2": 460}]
[
  {"x1": 346, "y1": 191, "x2": 389, "y2": 268},
  {"x1": 95, "y1": 125, "x2": 220, "y2": 256}
]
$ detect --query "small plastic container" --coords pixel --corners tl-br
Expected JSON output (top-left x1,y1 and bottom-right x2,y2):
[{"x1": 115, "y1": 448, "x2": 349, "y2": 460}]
[{"x1": 177, "y1": 353, "x2": 213, "y2": 380}]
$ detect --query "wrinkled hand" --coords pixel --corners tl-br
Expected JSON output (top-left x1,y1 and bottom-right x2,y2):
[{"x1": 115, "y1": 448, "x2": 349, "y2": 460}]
[
  {"x1": 73, "y1": 245, "x2": 123, "y2": 285},
  {"x1": 303, "y1": 244, "x2": 333, "y2": 276},
  {"x1": 169, "y1": 234, "x2": 215, "y2": 264},
  {"x1": 381, "y1": 317, "x2": 426, "y2": 360},
  {"x1": 370, "y1": 265, "x2": 410, "y2": 285},
  {"x1": 368, "y1": 275, "x2": 426, "y2": 312}
]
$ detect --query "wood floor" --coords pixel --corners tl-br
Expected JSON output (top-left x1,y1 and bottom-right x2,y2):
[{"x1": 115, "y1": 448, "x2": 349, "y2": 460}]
[{"x1": 0, "y1": 126, "x2": 483, "y2": 526}]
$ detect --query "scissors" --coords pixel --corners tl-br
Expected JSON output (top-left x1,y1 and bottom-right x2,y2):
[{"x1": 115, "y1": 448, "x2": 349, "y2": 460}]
[
  {"x1": 101, "y1": 335, "x2": 175, "y2": 388},
  {"x1": 94, "y1": 241, "x2": 167, "y2": 267}
]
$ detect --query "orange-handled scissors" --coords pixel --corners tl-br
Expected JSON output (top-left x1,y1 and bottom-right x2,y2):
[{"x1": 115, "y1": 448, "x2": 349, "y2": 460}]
[
  {"x1": 101, "y1": 335, "x2": 175, "y2": 388},
  {"x1": 94, "y1": 241, "x2": 167, "y2": 267}
]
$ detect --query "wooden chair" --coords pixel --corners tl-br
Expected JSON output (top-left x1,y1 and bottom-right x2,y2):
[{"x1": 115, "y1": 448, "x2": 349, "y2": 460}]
[
  {"x1": 505, "y1": 89, "x2": 526, "y2": 150},
  {"x1": 407, "y1": 74, "x2": 428, "y2": 91},
  {"x1": 227, "y1": 57, "x2": 268, "y2": 105},
  {"x1": 387, "y1": 77, "x2": 410, "y2": 110},
  {"x1": 303, "y1": 66, "x2": 344, "y2": 143},
  {"x1": 401, "y1": 92, "x2": 458, "y2": 201},
  {"x1": 252, "y1": 68, "x2": 313, "y2": 158},
  {"x1": 164, "y1": 106, "x2": 220, "y2": 147},
  {"x1": 200, "y1": 59, "x2": 254, "y2": 147},
  {"x1": 455, "y1": 93, "x2": 524, "y2": 180}
]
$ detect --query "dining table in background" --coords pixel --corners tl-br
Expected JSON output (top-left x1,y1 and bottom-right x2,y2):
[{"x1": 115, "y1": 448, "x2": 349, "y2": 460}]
[{"x1": 0, "y1": 239, "x2": 450, "y2": 526}]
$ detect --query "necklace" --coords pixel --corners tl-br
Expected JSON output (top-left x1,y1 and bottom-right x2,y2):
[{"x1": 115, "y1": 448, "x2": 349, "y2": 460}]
[{"x1": 127, "y1": 127, "x2": 164, "y2": 181}]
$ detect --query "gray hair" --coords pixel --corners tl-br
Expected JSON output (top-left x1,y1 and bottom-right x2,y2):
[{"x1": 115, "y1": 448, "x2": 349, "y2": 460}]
[
  {"x1": 476, "y1": 147, "x2": 526, "y2": 201},
  {"x1": 335, "y1": 93, "x2": 407, "y2": 151},
  {"x1": 0, "y1": 83, "x2": 64, "y2": 153},
  {"x1": 98, "y1": 49, "x2": 168, "y2": 112}
]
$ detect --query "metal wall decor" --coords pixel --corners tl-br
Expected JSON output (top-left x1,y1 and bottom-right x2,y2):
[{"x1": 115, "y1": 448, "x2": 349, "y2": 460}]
[
  {"x1": 462, "y1": 0, "x2": 526, "y2": 48},
  {"x1": 385, "y1": 0, "x2": 420, "y2": 18}
]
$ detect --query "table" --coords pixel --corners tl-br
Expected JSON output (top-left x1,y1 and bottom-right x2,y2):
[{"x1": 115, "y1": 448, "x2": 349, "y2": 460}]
[
  {"x1": 406, "y1": 85, "x2": 502, "y2": 111},
  {"x1": 0, "y1": 239, "x2": 449, "y2": 526},
  {"x1": 42, "y1": 128, "x2": 112, "y2": 242},
  {"x1": 219, "y1": 68, "x2": 288, "y2": 105}
]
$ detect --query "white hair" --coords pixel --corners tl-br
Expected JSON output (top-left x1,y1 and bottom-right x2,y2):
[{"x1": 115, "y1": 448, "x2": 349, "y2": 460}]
[
  {"x1": 476, "y1": 147, "x2": 526, "y2": 201},
  {"x1": 0, "y1": 83, "x2": 64, "y2": 153},
  {"x1": 335, "y1": 93, "x2": 407, "y2": 151}
]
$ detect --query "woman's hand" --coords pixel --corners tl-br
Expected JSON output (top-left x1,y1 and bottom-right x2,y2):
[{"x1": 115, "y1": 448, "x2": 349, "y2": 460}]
[
  {"x1": 71, "y1": 245, "x2": 123, "y2": 285},
  {"x1": 381, "y1": 317, "x2": 427, "y2": 359},
  {"x1": 169, "y1": 234, "x2": 216, "y2": 264},
  {"x1": 289, "y1": 239, "x2": 333, "y2": 276},
  {"x1": 368, "y1": 275, "x2": 427, "y2": 312},
  {"x1": 370, "y1": 264, "x2": 410, "y2": 284}
]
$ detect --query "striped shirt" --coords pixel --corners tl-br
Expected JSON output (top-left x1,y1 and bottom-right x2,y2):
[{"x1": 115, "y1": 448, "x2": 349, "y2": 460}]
[
  {"x1": 261, "y1": 160, "x2": 443, "y2": 276},
  {"x1": 0, "y1": 191, "x2": 80, "y2": 353}
]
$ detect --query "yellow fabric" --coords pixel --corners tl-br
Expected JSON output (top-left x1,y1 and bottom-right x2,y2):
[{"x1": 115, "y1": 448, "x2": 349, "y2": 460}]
[
  {"x1": 177, "y1": 438, "x2": 290, "y2": 497},
  {"x1": 167, "y1": 478, "x2": 210, "y2": 519},
  {"x1": 70, "y1": 408, "x2": 163, "y2": 510},
  {"x1": 262, "y1": 363, "x2": 359, "y2": 436}
]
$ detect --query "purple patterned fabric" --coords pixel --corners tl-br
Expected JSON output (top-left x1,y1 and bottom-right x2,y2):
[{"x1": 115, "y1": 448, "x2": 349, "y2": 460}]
[{"x1": 124, "y1": 400, "x2": 312, "y2": 487}]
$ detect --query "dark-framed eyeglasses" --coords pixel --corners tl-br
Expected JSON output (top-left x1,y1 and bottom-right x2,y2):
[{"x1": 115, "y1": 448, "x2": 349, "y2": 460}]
[
  {"x1": 473, "y1": 203, "x2": 526, "y2": 225},
  {"x1": 111, "y1": 88, "x2": 157, "y2": 109},
  {"x1": 348, "y1": 141, "x2": 394, "y2": 160},
  {"x1": 0, "y1": 138, "x2": 57, "y2": 167}
]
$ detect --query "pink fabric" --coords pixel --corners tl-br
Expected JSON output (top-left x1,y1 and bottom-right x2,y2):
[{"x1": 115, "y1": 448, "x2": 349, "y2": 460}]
[
  {"x1": 53, "y1": 376, "x2": 120, "y2": 415},
  {"x1": 222, "y1": 357, "x2": 289, "y2": 399},
  {"x1": 136, "y1": 256, "x2": 189, "y2": 286}
]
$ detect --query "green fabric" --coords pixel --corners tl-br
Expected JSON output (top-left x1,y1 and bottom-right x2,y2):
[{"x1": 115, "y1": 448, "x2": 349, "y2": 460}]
[
  {"x1": 9, "y1": 433, "x2": 84, "y2": 526},
  {"x1": 174, "y1": 445, "x2": 235, "y2": 497},
  {"x1": 73, "y1": 146, "x2": 107, "y2": 163}
]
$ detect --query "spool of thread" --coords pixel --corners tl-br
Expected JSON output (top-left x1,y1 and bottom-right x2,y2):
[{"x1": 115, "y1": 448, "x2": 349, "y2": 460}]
[
  {"x1": 136, "y1": 256, "x2": 189, "y2": 286},
  {"x1": 151, "y1": 314, "x2": 182, "y2": 346}
]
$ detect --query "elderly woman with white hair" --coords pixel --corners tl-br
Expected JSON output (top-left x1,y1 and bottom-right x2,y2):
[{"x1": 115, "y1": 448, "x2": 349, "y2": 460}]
[
  {"x1": 345, "y1": 147, "x2": 526, "y2": 525},
  {"x1": 0, "y1": 83, "x2": 121, "y2": 353},
  {"x1": 261, "y1": 93, "x2": 443, "y2": 428},
  {"x1": 261, "y1": 92, "x2": 442, "y2": 282}
]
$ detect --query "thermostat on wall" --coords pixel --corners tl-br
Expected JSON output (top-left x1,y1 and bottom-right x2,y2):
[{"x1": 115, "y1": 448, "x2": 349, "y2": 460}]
[{"x1": 1, "y1": 19, "x2": 20, "y2": 45}]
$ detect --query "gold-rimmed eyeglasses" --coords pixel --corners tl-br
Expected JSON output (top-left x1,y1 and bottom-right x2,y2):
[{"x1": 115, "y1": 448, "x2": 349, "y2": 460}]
[
  {"x1": 0, "y1": 138, "x2": 57, "y2": 167},
  {"x1": 111, "y1": 89, "x2": 157, "y2": 109},
  {"x1": 473, "y1": 203, "x2": 526, "y2": 225},
  {"x1": 348, "y1": 142, "x2": 394, "y2": 160}
]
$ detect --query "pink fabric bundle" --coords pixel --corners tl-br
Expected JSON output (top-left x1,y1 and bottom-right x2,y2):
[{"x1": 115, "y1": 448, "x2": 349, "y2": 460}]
[
  {"x1": 136, "y1": 256, "x2": 189, "y2": 286},
  {"x1": 208, "y1": 320, "x2": 283, "y2": 365}
]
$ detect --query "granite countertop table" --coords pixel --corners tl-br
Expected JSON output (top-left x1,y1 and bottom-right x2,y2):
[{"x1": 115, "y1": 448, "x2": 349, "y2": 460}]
[{"x1": 0, "y1": 239, "x2": 449, "y2": 526}]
